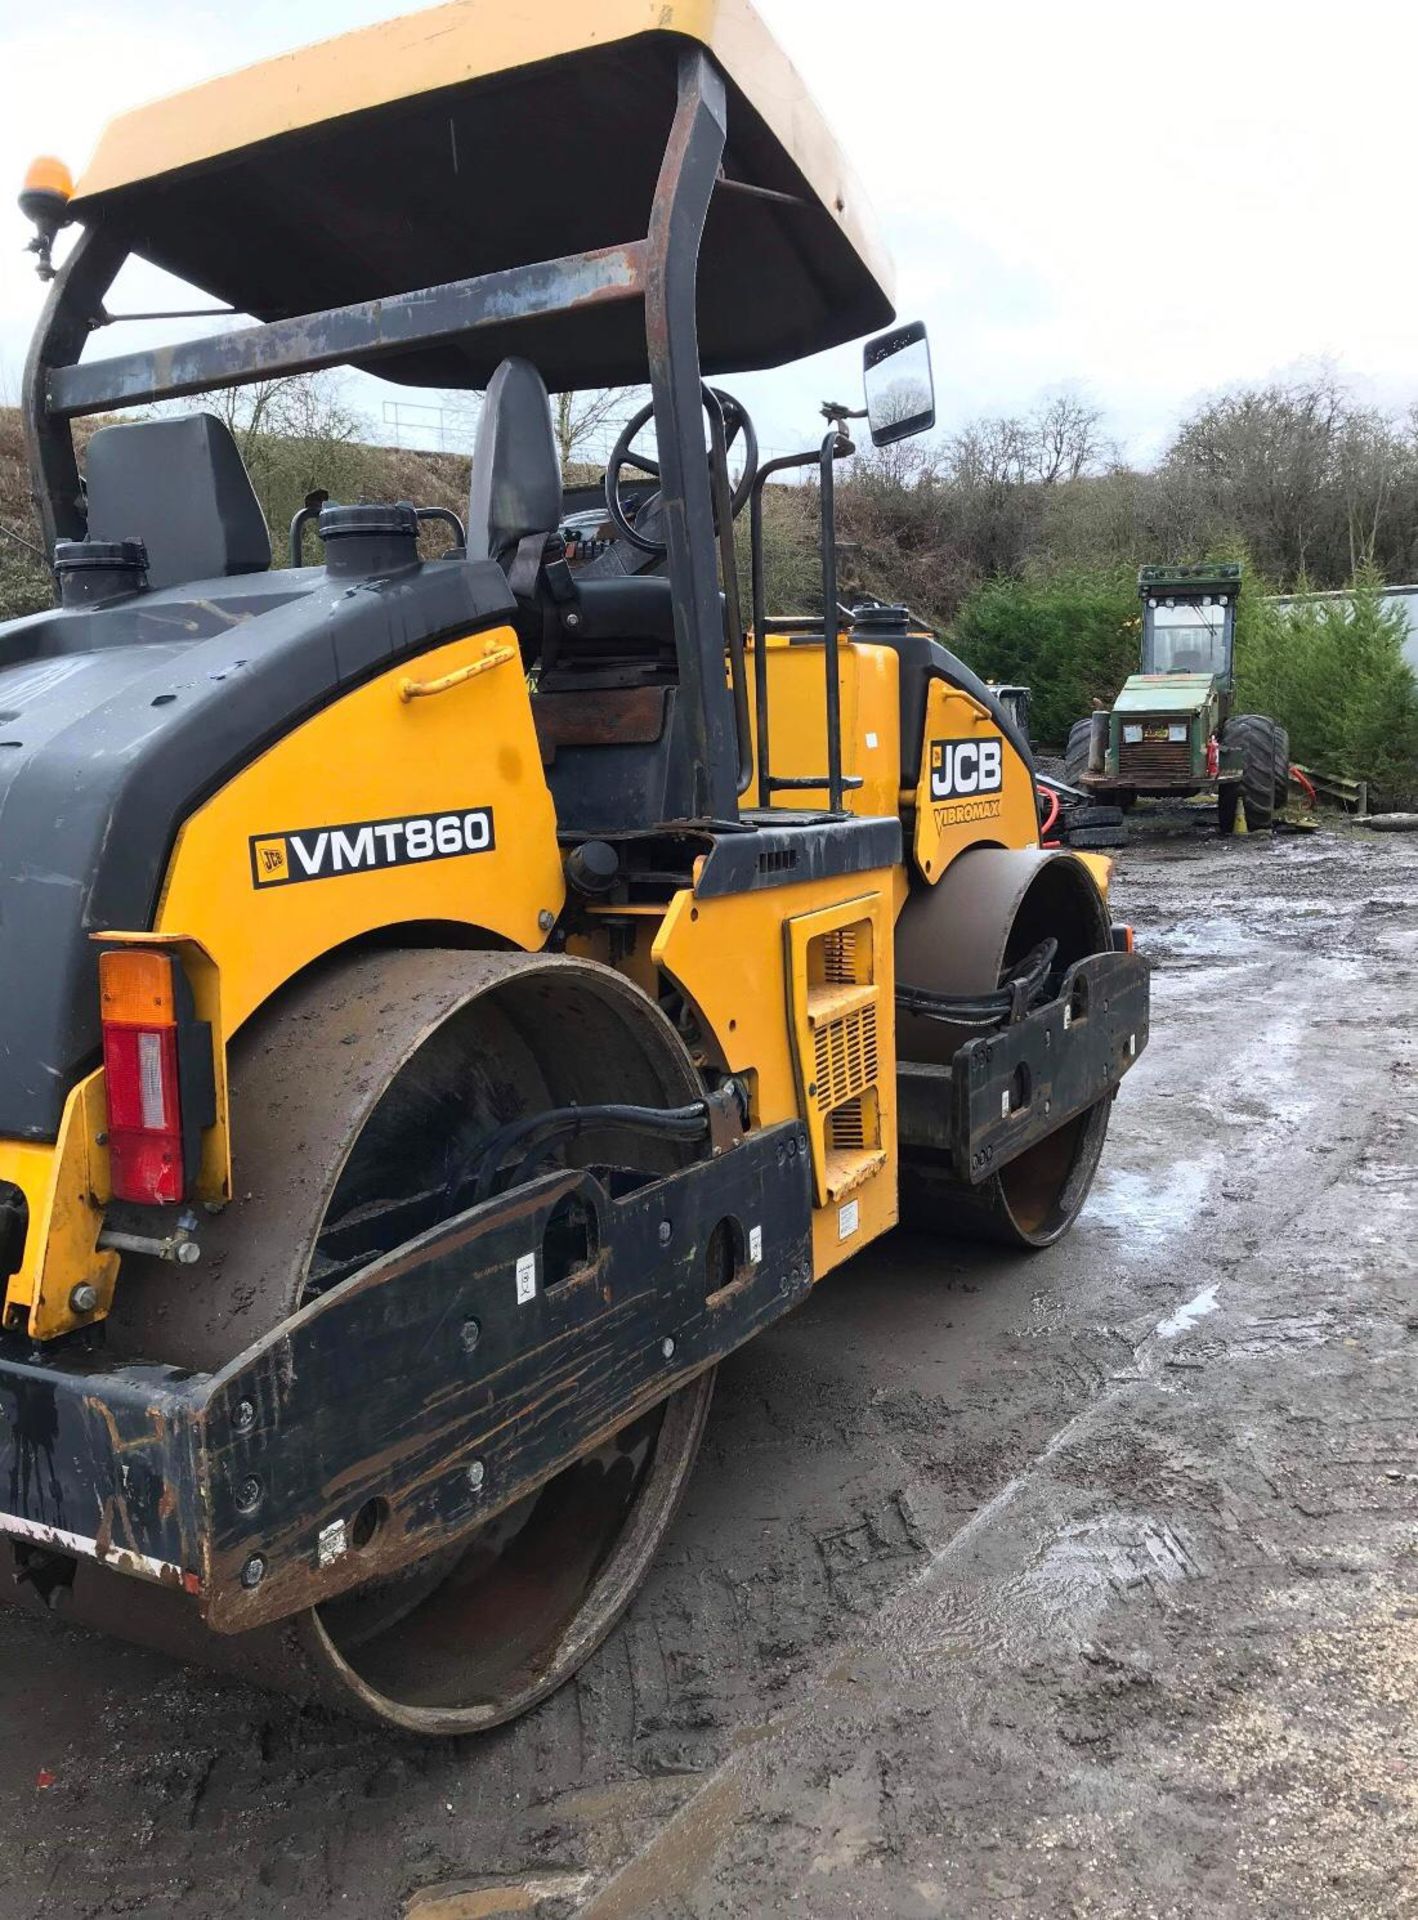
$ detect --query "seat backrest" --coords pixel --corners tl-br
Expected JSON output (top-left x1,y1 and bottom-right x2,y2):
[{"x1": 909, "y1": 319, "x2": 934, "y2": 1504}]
[
  {"x1": 467, "y1": 358, "x2": 562, "y2": 573},
  {"x1": 84, "y1": 412, "x2": 271, "y2": 590}
]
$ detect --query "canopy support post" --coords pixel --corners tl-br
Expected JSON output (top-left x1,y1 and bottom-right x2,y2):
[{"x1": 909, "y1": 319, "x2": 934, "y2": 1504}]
[
  {"x1": 645, "y1": 49, "x2": 741, "y2": 826},
  {"x1": 23, "y1": 222, "x2": 125, "y2": 559}
]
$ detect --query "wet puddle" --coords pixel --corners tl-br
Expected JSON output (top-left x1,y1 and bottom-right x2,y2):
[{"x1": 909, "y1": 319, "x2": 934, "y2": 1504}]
[
  {"x1": 1083, "y1": 1156, "x2": 1219, "y2": 1248},
  {"x1": 1154, "y1": 1283, "x2": 1220, "y2": 1339}
]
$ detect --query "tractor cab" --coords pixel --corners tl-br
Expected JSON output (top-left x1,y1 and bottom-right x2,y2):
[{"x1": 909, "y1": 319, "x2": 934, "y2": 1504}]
[
  {"x1": 1066, "y1": 560, "x2": 1289, "y2": 833},
  {"x1": 1138, "y1": 565, "x2": 1238, "y2": 686}
]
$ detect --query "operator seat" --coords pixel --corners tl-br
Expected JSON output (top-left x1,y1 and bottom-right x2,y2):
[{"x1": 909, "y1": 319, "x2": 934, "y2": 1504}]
[
  {"x1": 467, "y1": 357, "x2": 686, "y2": 829},
  {"x1": 468, "y1": 358, "x2": 680, "y2": 687},
  {"x1": 84, "y1": 412, "x2": 271, "y2": 591},
  {"x1": 466, "y1": 356, "x2": 564, "y2": 596}
]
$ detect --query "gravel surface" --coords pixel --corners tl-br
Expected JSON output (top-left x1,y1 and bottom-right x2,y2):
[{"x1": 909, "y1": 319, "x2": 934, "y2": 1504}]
[{"x1": 2, "y1": 814, "x2": 1414, "y2": 1919}]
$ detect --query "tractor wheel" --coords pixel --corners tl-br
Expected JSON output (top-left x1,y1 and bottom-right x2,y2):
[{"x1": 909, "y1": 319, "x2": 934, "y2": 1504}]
[
  {"x1": 1272, "y1": 725, "x2": 1292, "y2": 811},
  {"x1": 895, "y1": 849, "x2": 1112, "y2": 1248},
  {"x1": 1064, "y1": 718, "x2": 1093, "y2": 785},
  {"x1": 68, "y1": 950, "x2": 716, "y2": 1734},
  {"x1": 1221, "y1": 714, "x2": 1287, "y2": 831}
]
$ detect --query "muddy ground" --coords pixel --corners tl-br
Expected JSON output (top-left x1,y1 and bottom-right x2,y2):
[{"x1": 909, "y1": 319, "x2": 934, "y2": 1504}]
[{"x1": 1, "y1": 814, "x2": 1414, "y2": 1919}]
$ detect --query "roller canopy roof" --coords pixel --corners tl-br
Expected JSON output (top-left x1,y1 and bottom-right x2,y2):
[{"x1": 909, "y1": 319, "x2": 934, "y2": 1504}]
[{"x1": 67, "y1": 0, "x2": 896, "y2": 390}]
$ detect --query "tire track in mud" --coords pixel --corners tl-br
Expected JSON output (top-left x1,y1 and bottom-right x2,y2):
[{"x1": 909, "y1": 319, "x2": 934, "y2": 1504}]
[{"x1": 575, "y1": 827, "x2": 1418, "y2": 1917}]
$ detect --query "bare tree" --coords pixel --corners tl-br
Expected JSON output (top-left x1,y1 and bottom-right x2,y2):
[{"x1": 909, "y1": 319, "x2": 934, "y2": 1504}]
[
  {"x1": 207, "y1": 372, "x2": 359, "y2": 460},
  {"x1": 553, "y1": 387, "x2": 647, "y2": 471},
  {"x1": 1030, "y1": 390, "x2": 1108, "y2": 484}
]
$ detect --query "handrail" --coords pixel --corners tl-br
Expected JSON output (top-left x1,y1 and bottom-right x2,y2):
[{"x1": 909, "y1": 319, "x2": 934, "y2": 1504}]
[
  {"x1": 398, "y1": 644, "x2": 517, "y2": 703},
  {"x1": 705, "y1": 390, "x2": 753, "y2": 795},
  {"x1": 748, "y1": 431, "x2": 855, "y2": 812}
]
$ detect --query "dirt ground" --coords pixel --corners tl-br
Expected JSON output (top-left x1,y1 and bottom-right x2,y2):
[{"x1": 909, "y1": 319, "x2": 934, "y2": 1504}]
[{"x1": 2, "y1": 813, "x2": 1415, "y2": 1919}]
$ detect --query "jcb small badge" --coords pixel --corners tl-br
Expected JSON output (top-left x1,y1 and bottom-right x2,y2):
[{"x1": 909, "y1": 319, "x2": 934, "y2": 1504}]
[
  {"x1": 250, "y1": 808, "x2": 495, "y2": 887},
  {"x1": 930, "y1": 737, "x2": 1003, "y2": 801}
]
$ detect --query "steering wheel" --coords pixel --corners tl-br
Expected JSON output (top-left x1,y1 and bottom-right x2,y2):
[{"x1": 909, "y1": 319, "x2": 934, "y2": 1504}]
[{"x1": 605, "y1": 386, "x2": 759, "y2": 555}]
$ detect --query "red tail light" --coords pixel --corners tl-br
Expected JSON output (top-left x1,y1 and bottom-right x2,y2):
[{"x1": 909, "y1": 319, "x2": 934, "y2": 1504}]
[{"x1": 99, "y1": 950, "x2": 205, "y2": 1206}]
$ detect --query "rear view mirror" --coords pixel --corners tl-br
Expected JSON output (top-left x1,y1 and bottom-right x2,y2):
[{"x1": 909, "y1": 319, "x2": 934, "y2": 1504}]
[{"x1": 863, "y1": 322, "x2": 935, "y2": 447}]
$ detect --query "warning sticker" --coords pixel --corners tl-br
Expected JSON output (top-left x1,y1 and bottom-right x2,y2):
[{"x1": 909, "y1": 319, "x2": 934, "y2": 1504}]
[
  {"x1": 316, "y1": 1518, "x2": 347, "y2": 1567},
  {"x1": 515, "y1": 1252, "x2": 537, "y2": 1305}
]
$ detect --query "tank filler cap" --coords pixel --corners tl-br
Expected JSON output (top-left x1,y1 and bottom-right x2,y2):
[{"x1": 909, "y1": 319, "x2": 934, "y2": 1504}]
[
  {"x1": 54, "y1": 538, "x2": 150, "y2": 606},
  {"x1": 565, "y1": 839, "x2": 620, "y2": 897},
  {"x1": 317, "y1": 501, "x2": 421, "y2": 577},
  {"x1": 847, "y1": 600, "x2": 911, "y2": 633}
]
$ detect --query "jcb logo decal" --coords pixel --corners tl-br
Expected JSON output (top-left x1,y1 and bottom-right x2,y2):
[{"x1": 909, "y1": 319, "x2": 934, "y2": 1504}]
[
  {"x1": 250, "y1": 808, "x2": 495, "y2": 888},
  {"x1": 930, "y1": 736, "x2": 1003, "y2": 800}
]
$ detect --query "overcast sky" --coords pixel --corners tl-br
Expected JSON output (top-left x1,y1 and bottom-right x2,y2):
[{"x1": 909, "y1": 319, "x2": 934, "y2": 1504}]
[{"x1": 2, "y1": 0, "x2": 1414, "y2": 465}]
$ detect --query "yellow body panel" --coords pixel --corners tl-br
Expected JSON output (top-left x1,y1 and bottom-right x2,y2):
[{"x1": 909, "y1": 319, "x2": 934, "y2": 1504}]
[
  {"x1": 1, "y1": 628, "x2": 562, "y2": 1340},
  {"x1": 652, "y1": 864, "x2": 903, "y2": 1279},
  {"x1": 743, "y1": 636, "x2": 901, "y2": 817},
  {"x1": 155, "y1": 629, "x2": 563, "y2": 1040},
  {"x1": 71, "y1": 0, "x2": 891, "y2": 308},
  {"x1": 912, "y1": 679, "x2": 1039, "y2": 882},
  {"x1": 0, "y1": 1077, "x2": 117, "y2": 1338}
]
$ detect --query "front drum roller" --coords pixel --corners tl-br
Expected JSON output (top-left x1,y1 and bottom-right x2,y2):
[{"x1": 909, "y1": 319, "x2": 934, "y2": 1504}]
[
  {"x1": 895, "y1": 848, "x2": 1113, "y2": 1248},
  {"x1": 50, "y1": 949, "x2": 716, "y2": 1735}
]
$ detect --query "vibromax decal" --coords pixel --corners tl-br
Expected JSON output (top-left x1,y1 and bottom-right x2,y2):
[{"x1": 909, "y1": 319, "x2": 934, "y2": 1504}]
[{"x1": 250, "y1": 808, "x2": 495, "y2": 887}]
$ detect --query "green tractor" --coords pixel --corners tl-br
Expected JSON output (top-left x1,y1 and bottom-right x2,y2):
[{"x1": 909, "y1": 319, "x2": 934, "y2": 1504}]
[{"x1": 1065, "y1": 563, "x2": 1290, "y2": 833}]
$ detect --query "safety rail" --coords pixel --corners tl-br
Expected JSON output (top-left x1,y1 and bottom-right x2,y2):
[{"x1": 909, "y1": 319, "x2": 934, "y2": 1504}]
[{"x1": 748, "y1": 428, "x2": 861, "y2": 814}]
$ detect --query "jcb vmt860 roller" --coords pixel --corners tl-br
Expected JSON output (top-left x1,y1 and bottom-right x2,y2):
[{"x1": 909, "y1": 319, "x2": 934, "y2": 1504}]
[{"x1": 1, "y1": 0, "x2": 1149, "y2": 1732}]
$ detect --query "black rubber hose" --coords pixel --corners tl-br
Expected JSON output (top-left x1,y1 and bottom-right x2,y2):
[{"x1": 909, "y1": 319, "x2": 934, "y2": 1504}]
[{"x1": 469, "y1": 1102, "x2": 711, "y2": 1203}]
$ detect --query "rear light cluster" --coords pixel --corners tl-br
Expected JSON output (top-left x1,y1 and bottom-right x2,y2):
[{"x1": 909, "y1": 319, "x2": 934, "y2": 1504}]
[{"x1": 99, "y1": 950, "x2": 215, "y2": 1206}]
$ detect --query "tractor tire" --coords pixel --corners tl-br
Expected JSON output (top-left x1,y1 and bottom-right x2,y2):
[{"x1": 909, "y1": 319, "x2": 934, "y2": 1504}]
[
  {"x1": 1064, "y1": 718, "x2": 1093, "y2": 786},
  {"x1": 1221, "y1": 714, "x2": 1287, "y2": 831},
  {"x1": 1061, "y1": 824, "x2": 1128, "y2": 849},
  {"x1": 1273, "y1": 725, "x2": 1292, "y2": 811},
  {"x1": 1059, "y1": 802, "x2": 1125, "y2": 829}
]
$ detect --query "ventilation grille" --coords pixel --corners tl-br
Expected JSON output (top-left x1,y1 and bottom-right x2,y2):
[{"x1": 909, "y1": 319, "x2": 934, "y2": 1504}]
[
  {"x1": 1120, "y1": 739, "x2": 1191, "y2": 780},
  {"x1": 826, "y1": 1097, "x2": 868, "y2": 1153},
  {"x1": 819, "y1": 924, "x2": 869, "y2": 986},
  {"x1": 813, "y1": 1003, "x2": 879, "y2": 1111},
  {"x1": 791, "y1": 904, "x2": 890, "y2": 1209}
]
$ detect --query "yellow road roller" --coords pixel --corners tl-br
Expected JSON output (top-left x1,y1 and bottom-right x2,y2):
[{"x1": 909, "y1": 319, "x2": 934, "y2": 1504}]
[{"x1": 1, "y1": 0, "x2": 1148, "y2": 1732}]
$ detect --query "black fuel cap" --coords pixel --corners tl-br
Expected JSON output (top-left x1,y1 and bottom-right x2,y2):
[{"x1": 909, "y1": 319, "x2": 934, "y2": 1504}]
[
  {"x1": 54, "y1": 537, "x2": 150, "y2": 605},
  {"x1": 318, "y1": 501, "x2": 421, "y2": 576}
]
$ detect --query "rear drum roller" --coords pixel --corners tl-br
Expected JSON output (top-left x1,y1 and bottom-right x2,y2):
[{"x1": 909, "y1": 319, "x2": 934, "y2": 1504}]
[
  {"x1": 64, "y1": 949, "x2": 715, "y2": 1734},
  {"x1": 895, "y1": 848, "x2": 1113, "y2": 1248}
]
